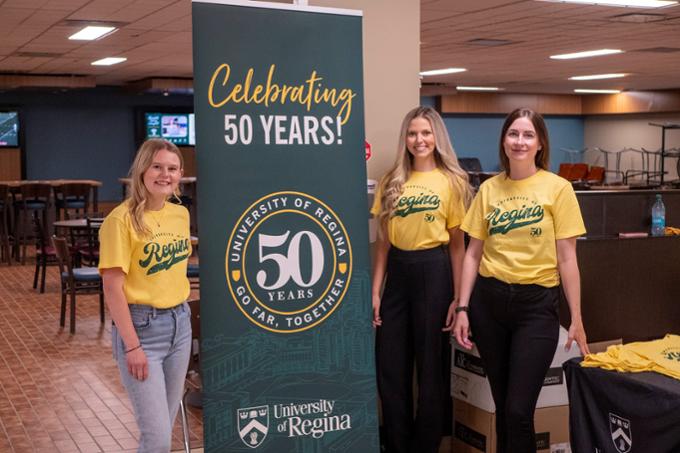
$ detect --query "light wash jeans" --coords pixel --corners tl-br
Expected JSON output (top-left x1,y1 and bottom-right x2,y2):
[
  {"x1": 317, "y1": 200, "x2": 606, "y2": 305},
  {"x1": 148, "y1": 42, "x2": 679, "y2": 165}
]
[{"x1": 112, "y1": 302, "x2": 191, "y2": 453}]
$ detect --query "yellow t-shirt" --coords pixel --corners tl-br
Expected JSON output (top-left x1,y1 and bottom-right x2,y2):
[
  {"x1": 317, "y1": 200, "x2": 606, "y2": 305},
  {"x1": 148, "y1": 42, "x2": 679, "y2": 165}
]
[
  {"x1": 461, "y1": 170, "x2": 585, "y2": 287},
  {"x1": 582, "y1": 334, "x2": 680, "y2": 380},
  {"x1": 371, "y1": 169, "x2": 466, "y2": 250},
  {"x1": 98, "y1": 201, "x2": 192, "y2": 308}
]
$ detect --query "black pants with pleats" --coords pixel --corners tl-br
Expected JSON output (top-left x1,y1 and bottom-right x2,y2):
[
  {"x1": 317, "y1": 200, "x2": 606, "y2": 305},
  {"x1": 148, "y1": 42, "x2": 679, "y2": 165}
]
[{"x1": 376, "y1": 245, "x2": 453, "y2": 453}]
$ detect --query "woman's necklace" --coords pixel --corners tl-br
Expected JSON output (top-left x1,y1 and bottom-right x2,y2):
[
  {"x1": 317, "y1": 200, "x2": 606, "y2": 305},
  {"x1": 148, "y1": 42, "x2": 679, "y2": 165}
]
[{"x1": 148, "y1": 208, "x2": 164, "y2": 228}]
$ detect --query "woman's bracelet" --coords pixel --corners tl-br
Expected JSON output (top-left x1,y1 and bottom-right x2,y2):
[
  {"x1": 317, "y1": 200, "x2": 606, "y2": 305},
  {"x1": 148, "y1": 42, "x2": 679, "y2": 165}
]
[
  {"x1": 125, "y1": 344, "x2": 142, "y2": 354},
  {"x1": 454, "y1": 306, "x2": 469, "y2": 314}
]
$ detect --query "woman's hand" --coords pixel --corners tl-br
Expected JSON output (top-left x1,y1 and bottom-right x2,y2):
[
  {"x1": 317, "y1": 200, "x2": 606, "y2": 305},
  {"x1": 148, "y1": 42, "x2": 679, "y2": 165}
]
[
  {"x1": 453, "y1": 311, "x2": 473, "y2": 350},
  {"x1": 126, "y1": 347, "x2": 149, "y2": 381},
  {"x1": 442, "y1": 300, "x2": 457, "y2": 332},
  {"x1": 556, "y1": 237, "x2": 589, "y2": 356},
  {"x1": 372, "y1": 294, "x2": 382, "y2": 328},
  {"x1": 566, "y1": 321, "x2": 590, "y2": 356}
]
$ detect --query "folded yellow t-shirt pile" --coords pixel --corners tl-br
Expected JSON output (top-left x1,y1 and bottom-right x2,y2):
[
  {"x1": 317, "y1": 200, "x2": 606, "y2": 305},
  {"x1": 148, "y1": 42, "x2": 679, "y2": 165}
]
[
  {"x1": 665, "y1": 226, "x2": 680, "y2": 236},
  {"x1": 581, "y1": 334, "x2": 680, "y2": 380}
]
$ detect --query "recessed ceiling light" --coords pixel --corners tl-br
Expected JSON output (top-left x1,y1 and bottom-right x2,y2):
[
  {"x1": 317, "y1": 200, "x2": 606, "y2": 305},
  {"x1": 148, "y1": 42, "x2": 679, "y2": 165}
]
[
  {"x1": 91, "y1": 57, "x2": 127, "y2": 66},
  {"x1": 539, "y1": 0, "x2": 677, "y2": 7},
  {"x1": 569, "y1": 73, "x2": 627, "y2": 80},
  {"x1": 69, "y1": 26, "x2": 116, "y2": 41},
  {"x1": 574, "y1": 89, "x2": 622, "y2": 94},
  {"x1": 456, "y1": 86, "x2": 501, "y2": 91},
  {"x1": 551, "y1": 49, "x2": 624, "y2": 59},
  {"x1": 419, "y1": 68, "x2": 467, "y2": 76}
]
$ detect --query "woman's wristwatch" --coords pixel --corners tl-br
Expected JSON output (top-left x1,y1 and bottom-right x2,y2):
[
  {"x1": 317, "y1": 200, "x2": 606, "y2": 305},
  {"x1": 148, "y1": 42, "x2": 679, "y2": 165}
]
[{"x1": 454, "y1": 305, "x2": 469, "y2": 314}]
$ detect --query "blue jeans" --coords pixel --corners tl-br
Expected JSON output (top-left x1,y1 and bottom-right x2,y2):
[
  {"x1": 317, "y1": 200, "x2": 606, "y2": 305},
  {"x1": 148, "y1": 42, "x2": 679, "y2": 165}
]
[{"x1": 112, "y1": 302, "x2": 191, "y2": 453}]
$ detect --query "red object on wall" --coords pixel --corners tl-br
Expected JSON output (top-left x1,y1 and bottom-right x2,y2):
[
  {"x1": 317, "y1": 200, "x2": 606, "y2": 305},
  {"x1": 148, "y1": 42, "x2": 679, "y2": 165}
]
[{"x1": 365, "y1": 141, "x2": 372, "y2": 161}]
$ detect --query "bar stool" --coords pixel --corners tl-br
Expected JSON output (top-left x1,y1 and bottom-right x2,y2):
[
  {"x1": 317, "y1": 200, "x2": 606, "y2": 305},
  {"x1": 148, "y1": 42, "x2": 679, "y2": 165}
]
[
  {"x1": 561, "y1": 147, "x2": 587, "y2": 164},
  {"x1": 15, "y1": 183, "x2": 52, "y2": 264},
  {"x1": 594, "y1": 147, "x2": 629, "y2": 185},
  {"x1": 54, "y1": 183, "x2": 92, "y2": 220},
  {"x1": 0, "y1": 184, "x2": 12, "y2": 265},
  {"x1": 640, "y1": 148, "x2": 665, "y2": 185},
  {"x1": 33, "y1": 210, "x2": 58, "y2": 293},
  {"x1": 623, "y1": 148, "x2": 649, "y2": 185},
  {"x1": 663, "y1": 147, "x2": 680, "y2": 184}
]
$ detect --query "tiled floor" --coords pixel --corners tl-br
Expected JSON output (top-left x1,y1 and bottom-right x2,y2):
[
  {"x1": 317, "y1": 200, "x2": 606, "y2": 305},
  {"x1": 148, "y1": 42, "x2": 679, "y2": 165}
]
[{"x1": 0, "y1": 255, "x2": 203, "y2": 453}]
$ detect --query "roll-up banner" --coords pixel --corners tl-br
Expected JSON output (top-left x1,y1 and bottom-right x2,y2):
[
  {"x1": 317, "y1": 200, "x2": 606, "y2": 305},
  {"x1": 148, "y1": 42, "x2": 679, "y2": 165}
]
[{"x1": 192, "y1": 1, "x2": 378, "y2": 451}]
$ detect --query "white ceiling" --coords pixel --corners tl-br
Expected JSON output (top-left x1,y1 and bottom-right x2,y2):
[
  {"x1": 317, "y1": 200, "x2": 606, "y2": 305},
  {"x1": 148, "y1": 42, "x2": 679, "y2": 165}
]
[{"x1": 0, "y1": 0, "x2": 679, "y2": 94}]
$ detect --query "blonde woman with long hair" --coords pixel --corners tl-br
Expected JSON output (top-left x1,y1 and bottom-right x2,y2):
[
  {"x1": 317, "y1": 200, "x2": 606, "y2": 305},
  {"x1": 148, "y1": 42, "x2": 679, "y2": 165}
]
[
  {"x1": 99, "y1": 139, "x2": 192, "y2": 452},
  {"x1": 370, "y1": 106, "x2": 472, "y2": 453}
]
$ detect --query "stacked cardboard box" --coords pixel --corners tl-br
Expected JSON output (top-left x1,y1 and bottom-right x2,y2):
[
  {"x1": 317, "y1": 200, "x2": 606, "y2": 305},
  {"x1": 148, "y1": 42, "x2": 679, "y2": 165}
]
[{"x1": 453, "y1": 400, "x2": 570, "y2": 453}]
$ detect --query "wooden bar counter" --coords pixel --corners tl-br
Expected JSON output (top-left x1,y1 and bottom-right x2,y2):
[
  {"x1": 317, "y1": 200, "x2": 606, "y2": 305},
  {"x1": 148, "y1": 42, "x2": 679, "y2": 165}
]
[{"x1": 560, "y1": 189, "x2": 680, "y2": 343}]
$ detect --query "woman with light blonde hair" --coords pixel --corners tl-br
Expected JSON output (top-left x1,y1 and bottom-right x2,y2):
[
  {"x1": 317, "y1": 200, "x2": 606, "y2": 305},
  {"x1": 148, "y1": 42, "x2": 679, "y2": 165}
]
[
  {"x1": 371, "y1": 106, "x2": 472, "y2": 453},
  {"x1": 99, "y1": 138, "x2": 192, "y2": 452}
]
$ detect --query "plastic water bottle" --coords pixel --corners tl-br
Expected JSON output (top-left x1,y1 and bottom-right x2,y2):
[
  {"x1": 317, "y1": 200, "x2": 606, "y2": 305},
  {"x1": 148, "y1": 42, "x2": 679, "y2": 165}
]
[{"x1": 651, "y1": 194, "x2": 665, "y2": 237}]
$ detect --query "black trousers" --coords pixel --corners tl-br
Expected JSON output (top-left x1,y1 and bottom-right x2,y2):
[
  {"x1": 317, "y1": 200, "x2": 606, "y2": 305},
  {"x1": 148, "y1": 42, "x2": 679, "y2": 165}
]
[
  {"x1": 376, "y1": 246, "x2": 453, "y2": 453},
  {"x1": 468, "y1": 276, "x2": 560, "y2": 453}
]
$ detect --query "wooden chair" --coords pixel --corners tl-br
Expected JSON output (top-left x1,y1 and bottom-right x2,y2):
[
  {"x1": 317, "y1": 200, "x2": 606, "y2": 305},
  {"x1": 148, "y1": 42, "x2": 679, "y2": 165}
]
[
  {"x1": 54, "y1": 183, "x2": 92, "y2": 220},
  {"x1": 187, "y1": 263, "x2": 200, "y2": 289},
  {"x1": 15, "y1": 183, "x2": 51, "y2": 264},
  {"x1": 51, "y1": 235, "x2": 104, "y2": 334},
  {"x1": 179, "y1": 298, "x2": 201, "y2": 453},
  {"x1": 0, "y1": 184, "x2": 11, "y2": 265},
  {"x1": 72, "y1": 215, "x2": 104, "y2": 267},
  {"x1": 32, "y1": 211, "x2": 58, "y2": 293}
]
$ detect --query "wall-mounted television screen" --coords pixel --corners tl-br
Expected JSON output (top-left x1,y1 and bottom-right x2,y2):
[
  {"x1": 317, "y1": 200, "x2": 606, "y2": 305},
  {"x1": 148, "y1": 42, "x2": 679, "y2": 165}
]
[
  {"x1": 0, "y1": 111, "x2": 20, "y2": 147},
  {"x1": 145, "y1": 112, "x2": 195, "y2": 146}
]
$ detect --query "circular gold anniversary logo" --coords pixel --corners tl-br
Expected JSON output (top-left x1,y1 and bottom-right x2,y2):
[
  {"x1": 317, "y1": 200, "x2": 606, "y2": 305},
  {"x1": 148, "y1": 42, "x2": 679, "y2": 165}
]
[{"x1": 225, "y1": 191, "x2": 352, "y2": 333}]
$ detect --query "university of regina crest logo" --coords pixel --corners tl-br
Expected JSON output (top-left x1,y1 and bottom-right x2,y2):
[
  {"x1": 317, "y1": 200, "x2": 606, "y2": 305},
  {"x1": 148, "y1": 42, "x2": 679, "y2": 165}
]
[
  {"x1": 238, "y1": 405, "x2": 269, "y2": 448},
  {"x1": 226, "y1": 191, "x2": 352, "y2": 333},
  {"x1": 609, "y1": 412, "x2": 632, "y2": 453}
]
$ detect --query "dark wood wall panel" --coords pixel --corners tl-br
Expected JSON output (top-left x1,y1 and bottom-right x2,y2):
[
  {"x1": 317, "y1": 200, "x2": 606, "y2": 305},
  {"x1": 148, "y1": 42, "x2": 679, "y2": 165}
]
[
  {"x1": 439, "y1": 90, "x2": 680, "y2": 115},
  {"x1": 0, "y1": 148, "x2": 21, "y2": 180},
  {"x1": 561, "y1": 236, "x2": 680, "y2": 343},
  {"x1": 560, "y1": 190, "x2": 680, "y2": 343}
]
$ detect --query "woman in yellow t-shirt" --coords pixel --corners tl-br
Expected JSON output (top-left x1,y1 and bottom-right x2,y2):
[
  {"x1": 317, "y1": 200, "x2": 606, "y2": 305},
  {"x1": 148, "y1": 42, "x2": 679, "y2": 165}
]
[
  {"x1": 453, "y1": 108, "x2": 589, "y2": 453},
  {"x1": 371, "y1": 106, "x2": 472, "y2": 453},
  {"x1": 99, "y1": 139, "x2": 192, "y2": 452}
]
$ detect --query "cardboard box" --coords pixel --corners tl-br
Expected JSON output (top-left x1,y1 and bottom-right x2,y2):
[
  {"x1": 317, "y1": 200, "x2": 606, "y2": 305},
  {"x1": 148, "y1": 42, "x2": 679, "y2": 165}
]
[
  {"x1": 451, "y1": 327, "x2": 581, "y2": 412},
  {"x1": 452, "y1": 398, "x2": 570, "y2": 453}
]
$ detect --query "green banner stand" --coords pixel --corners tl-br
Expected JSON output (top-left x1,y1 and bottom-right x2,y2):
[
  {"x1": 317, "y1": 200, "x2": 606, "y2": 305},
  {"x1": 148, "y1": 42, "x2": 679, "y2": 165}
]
[{"x1": 192, "y1": 1, "x2": 378, "y2": 451}]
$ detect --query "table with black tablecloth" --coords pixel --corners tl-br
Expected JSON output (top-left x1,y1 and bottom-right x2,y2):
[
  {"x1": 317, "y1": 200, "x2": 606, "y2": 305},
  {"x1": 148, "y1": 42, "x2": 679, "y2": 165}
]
[{"x1": 563, "y1": 357, "x2": 680, "y2": 453}]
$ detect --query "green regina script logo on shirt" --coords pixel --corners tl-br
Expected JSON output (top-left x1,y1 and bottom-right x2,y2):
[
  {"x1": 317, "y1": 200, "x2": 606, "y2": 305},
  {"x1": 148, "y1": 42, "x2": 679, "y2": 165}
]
[
  {"x1": 662, "y1": 347, "x2": 680, "y2": 362},
  {"x1": 393, "y1": 192, "x2": 440, "y2": 218},
  {"x1": 486, "y1": 204, "x2": 544, "y2": 235},
  {"x1": 139, "y1": 235, "x2": 191, "y2": 275}
]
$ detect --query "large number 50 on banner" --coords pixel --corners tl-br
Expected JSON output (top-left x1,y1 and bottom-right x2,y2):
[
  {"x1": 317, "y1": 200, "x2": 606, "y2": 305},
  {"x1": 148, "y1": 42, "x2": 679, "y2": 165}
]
[{"x1": 192, "y1": 1, "x2": 379, "y2": 452}]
